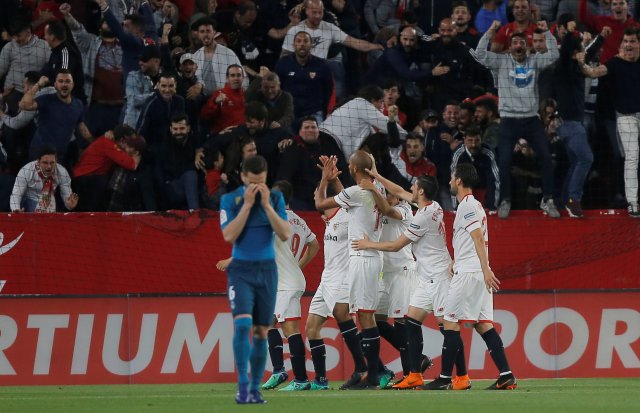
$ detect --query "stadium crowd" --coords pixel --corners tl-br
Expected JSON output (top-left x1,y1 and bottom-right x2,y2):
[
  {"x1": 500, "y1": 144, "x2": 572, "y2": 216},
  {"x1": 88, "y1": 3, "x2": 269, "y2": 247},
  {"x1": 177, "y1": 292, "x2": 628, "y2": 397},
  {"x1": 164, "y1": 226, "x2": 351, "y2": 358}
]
[{"x1": 0, "y1": 0, "x2": 639, "y2": 217}]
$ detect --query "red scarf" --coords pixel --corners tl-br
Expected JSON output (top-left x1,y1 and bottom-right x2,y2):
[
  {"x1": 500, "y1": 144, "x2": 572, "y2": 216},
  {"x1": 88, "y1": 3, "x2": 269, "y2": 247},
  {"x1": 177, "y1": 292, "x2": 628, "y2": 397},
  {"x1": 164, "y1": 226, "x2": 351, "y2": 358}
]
[{"x1": 35, "y1": 163, "x2": 56, "y2": 213}]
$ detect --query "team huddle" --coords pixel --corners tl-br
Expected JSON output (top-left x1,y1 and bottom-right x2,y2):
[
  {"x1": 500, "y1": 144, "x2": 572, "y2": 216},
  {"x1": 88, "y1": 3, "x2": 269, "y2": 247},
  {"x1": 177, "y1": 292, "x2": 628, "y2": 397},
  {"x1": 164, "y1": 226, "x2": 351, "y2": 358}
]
[{"x1": 219, "y1": 152, "x2": 516, "y2": 404}]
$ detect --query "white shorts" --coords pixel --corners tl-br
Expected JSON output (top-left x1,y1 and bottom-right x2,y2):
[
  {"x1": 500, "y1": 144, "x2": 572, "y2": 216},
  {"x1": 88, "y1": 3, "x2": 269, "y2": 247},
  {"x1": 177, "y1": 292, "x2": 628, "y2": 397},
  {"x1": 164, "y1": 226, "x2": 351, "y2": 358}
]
[
  {"x1": 443, "y1": 271, "x2": 493, "y2": 324},
  {"x1": 409, "y1": 272, "x2": 451, "y2": 317},
  {"x1": 348, "y1": 255, "x2": 382, "y2": 313},
  {"x1": 274, "y1": 290, "x2": 304, "y2": 323},
  {"x1": 377, "y1": 266, "x2": 417, "y2": 318},
  {"x1": 308, "y1": 281, "x2": 350, "y2": 318}
]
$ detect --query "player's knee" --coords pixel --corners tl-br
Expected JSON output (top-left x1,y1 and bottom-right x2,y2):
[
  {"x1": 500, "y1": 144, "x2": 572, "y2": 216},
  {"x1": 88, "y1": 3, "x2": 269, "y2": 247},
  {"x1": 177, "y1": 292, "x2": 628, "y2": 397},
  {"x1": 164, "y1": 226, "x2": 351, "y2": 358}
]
[{"x1": 475, "y1": 322, "x2": 493, "y2": 335}]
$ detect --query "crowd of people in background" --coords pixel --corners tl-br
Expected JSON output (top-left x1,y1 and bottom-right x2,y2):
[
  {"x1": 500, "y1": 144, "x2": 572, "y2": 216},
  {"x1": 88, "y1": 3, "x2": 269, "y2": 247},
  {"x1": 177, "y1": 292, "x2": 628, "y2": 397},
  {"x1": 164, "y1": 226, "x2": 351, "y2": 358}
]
[{"x1": 0, "y1": 0, "x2": 639, "y2": 218}]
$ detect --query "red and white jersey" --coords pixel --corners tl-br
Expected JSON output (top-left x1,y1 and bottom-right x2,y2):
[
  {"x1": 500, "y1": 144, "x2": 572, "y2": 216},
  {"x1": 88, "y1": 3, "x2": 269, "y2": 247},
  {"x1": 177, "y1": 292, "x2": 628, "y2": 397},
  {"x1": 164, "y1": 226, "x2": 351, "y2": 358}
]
[
  {"x1": 334, "y1": 183, "x2": 384, "y2": 257},
  {"x1": 321, "y1": 208, "x2": 350, "y2": 286},
  {"x1": 403, "y1": 201, "x2": 451, "y2": 281},
  {"x1": 287, "y1": 209, "x2": 317, "y2": 262},
  {"x1": 274, "y1": 210, "x2": 314, "y2": 291},
  {"x1": 452, "y1": 194, "x2": 488, "y2": 273},
  {"x1": 381, "y1": 200, "x2": 415, "y2": 272}
]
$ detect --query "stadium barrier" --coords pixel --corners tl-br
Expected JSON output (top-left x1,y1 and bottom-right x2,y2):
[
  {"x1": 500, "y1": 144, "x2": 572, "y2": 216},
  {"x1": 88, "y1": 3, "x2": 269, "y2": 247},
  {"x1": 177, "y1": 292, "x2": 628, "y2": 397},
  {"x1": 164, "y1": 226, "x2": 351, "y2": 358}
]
[
  {"x1": 0, "y1": 293, "x2": 638, "y2": 385},
  {"x1": 1, "y1": 210, "x2": 639, "y2": 294}
]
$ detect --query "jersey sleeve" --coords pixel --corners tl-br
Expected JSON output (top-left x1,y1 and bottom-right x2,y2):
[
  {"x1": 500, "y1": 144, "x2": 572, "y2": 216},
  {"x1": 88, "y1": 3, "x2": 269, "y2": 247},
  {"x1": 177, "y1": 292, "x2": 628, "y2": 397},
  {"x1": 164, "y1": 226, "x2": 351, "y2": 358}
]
[
  {"x1": 394, "y1": 201, "x2": 412, "y2": 221},
  {"x1": 334, "y1": 185, "x2": 361, "y2": 210},
  {"x1": 219, "y1": 192, "x2": 238, "y2": 230},
  {"x1": 272, "y1": 190, "x2": 288, "y2": 220},
  {"x1": 403, "y1": 208, "x2": 430, "y2": 242},
  {"x1": 301, "y1": 216, "x2": 317, "y2": 243},
  {"x1": 459, "y1": 201, "x2": 481, "y2": 233}
]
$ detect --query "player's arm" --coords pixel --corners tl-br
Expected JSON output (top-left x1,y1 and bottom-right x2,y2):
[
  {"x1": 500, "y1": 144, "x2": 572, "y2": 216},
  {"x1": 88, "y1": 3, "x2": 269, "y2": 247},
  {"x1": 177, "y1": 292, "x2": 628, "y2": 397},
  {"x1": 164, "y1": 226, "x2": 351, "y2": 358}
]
[
  {"x1": 469, "y1": 227, "x2": 500, "y2": 292},
  {"x1": 221, "y1": 185, "x2": 258, "y2": 243},
  {"x1": 359, "y1": 178, "x2": 403, "y2": 220},
  {"x1": 315, "y1": 155, "x2": 342, "y2": 211},
  {"x1": 299, "y1": 238, "x2": 320, "y2": 269},
  {"x1": 365, "y1": 168, "x2": 412, "y2": 203},
  {"x1": 258, "y1": 184, "x2": 290, "y2": 241},
  {"x1": 352, "y1": 234, "x2": 412, "y2": 252}
]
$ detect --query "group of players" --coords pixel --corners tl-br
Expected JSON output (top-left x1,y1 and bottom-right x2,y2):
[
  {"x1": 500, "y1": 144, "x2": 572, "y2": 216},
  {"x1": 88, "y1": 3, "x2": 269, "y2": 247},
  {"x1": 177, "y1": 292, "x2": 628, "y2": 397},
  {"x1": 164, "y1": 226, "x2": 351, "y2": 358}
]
[{"x1": 218, "y1": 151, "x2": 516, "y2": 404}]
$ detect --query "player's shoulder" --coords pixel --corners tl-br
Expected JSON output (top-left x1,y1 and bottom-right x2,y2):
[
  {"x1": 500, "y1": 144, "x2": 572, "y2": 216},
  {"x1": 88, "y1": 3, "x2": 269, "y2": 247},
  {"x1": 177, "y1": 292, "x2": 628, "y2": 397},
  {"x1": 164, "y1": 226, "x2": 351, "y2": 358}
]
[
  {"x1": 221, "y1": 186, "x2": 244, "y2": 207},
  {"x1": 457, "y1": 195, "x2": 483, "y2": 218}
]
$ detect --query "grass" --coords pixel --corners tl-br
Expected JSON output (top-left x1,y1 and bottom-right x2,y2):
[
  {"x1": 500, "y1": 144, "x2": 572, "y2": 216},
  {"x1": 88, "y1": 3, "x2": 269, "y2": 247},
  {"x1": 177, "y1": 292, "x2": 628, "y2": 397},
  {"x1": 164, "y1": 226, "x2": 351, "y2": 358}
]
[{"x1": 0, "y1": 379, "x2": 639, "y2": 413}]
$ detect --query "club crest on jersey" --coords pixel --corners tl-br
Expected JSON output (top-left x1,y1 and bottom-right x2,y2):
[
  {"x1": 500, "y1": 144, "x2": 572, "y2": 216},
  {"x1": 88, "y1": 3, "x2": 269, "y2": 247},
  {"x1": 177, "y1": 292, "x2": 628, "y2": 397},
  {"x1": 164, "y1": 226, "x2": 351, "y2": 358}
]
[
  {"x1": 235, "y1": 196, "x2": 242, "y2": 205},
  {"x1": 309, "y1": 72, "x2": 316, "y2": 79}
]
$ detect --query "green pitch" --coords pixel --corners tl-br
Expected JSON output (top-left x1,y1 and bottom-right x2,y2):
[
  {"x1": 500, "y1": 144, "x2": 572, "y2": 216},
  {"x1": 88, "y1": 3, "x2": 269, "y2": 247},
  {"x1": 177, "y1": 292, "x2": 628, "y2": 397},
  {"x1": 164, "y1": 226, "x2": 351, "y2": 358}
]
[{"x1": 1, "y1": 379, "x2": 638, "y2": 413}]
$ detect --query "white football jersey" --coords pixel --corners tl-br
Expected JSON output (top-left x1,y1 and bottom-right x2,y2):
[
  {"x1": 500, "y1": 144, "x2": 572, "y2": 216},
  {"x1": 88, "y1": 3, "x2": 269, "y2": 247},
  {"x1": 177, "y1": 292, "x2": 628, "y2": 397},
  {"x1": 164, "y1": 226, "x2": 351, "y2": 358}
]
[
  {"x1": 320, "y1": 208, "x2": 350, "y2": 286},
  {"x1": 287, "y1": 210, "x2": 317, "y2": 261},
  {"x1": 381, "y1": 200, "x2": 415, "y2": 272},
  {"x1": 452, "y1": 194, "x2": 487, "y2": 273},
  {"x1": 334, "y1": 183, "x2": 384, "y2": 257},
  {"x1": 274, "y1": 210, "x2": 314, "y2": 291},
  {"x1": 403, "y1": 201, "x2": 451, "y2": 281}
]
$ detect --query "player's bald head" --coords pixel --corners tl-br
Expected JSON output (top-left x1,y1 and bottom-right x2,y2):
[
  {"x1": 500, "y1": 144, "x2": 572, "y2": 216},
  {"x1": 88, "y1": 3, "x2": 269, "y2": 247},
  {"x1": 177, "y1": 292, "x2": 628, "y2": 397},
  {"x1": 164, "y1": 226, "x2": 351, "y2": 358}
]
[{"x1": 350, "y1": 150, "x2": 373, "y2": 173}]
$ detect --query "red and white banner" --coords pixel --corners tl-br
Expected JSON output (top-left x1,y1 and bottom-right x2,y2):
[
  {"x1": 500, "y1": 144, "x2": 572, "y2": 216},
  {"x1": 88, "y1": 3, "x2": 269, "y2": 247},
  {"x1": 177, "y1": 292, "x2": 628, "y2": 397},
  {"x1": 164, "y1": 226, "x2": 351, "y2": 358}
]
[
  {"x1": 0, "y1": 293, "x2": 638, "y2": 385},
  {"x1": 1, "y1": 211, "x2": 639, "y2": 294}
]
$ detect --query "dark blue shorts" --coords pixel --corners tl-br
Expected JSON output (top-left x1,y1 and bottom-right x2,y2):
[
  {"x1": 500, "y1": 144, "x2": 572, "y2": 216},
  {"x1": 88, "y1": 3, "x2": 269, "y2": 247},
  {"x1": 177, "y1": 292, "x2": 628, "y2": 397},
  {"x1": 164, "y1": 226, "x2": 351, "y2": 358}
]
[{"x1": 226, "y1": 259, "x2": 277, "y2": 326}]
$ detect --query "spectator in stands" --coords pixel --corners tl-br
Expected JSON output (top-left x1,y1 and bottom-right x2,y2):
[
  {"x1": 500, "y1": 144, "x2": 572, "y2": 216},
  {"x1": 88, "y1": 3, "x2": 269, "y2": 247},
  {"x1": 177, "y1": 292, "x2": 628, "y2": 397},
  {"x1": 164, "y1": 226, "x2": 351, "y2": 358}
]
[
  {"x1": 457, "y1": 101, "x2": 476, "y2": 134},
  {"x1": 220, "y1": 135, "x2": 257, "y2": 192},
  {"x1": 603, "y1": 28, "x2": 640, "y2": 217},
  {"x1": 425, "y1": 18, "x2": 491, "y2": 111},
  {"x1": 245, "y1": 67, "x2": 294, "y2": 131},
  {"x1": 154, "y1": 113, "x2": 200, "y2": 210},
  {"x1": 579, "y1": 0, "x2": 640, "y2": 63},
  {"x1": 395, "y1": 132, "x2": 437, "y2": 184},
  {"x1": 41, "y1": 19, "x2": 86, "y2": 103},
  {"x1": 281, "y1": 0, "x2": 382, "y2": 99},
  {"x1": 531, "y1": 28, "x2": 549, "y2": 53},
  {"x1": 491, "y1": 0, "x2": 538, "y2": 52},
  {"x1": 476, "y1": 20, "x2": 560, "y2": 219},
  {"x1": 97, "y1": 0, "x2": 157, "y2": 83},
  {"x1": 193, "y1": 17, "x2": 247, "y2": 96},
  {"x1": 413, "y1": 108, "x2": 440, "y2": 141},
  {"x1": 19, "y1": 71, "x2": 93, "y2": 167},
  {"x1": 0, "y1": 18, "x2": 50, "y2": 114},
  {"x1": 200, "y1": 63, "x2": 246, "y2": 136},
  {"x1": 413, "y1": 0, "x2": 453, "y2": 35},
  {"x1": 474, "y1": 97, "x2": 500, "y2": 150},
  {"x1": 550, "y1": 34, "x2": 608, "y2": 218},
  {"x1": 364, "y1": 25, "x2": 431, "y2": 99},
  {"x1": 107, "y1": 135, "x2": 149, "y2": 212},
  {"x1": 364, "y1": 0, "x2": 402, "y2": 36},
  {"x1": 260, "y1": 0, "x2": 302, "y2": 67},
  {"x1": 123, "y1": 45, "x2": 161, "y2": 128},
  {"x1": 201, "y1": 145, "x2": 227, "y2": 210},
  {"x1": 0, "y1": 140, "x2": 13, "y2": 211},
  {"x1": 215, "y1": 0, "x2": 268, "y2": 77},
  {"x1": 61, "y1": 3, "x2": 125, "y2": 138},
  {"x1": 72, "y1": 125, "x2": 141, "y2": 211},
  {"x1": 276, "y1": 116, "x2": 349, "y2": 210},
  {"x1": 452, "y1": 0, "x2": 480, "y2": 48},
  {"x1": 320, "y1": 85, "x2": 407, "y2": 162},
  {"x1": 138, "y1": 72, "x2": 186, "y2": 147},
  {"x1": 10, "y1": 145, "x2": 78, "y2": 212},
  {"x1": 275, "y1": 30, "x2": 333, "y2": 123},
  {"x1": 450, "y1": 124, "x2": 500, "y2": 210},
  {"x1": 381, "y1": 79, "x2": 408, "y2": 127},
  {"x1": 475, "y1": 0, "x2": 508, "y2": 34}
]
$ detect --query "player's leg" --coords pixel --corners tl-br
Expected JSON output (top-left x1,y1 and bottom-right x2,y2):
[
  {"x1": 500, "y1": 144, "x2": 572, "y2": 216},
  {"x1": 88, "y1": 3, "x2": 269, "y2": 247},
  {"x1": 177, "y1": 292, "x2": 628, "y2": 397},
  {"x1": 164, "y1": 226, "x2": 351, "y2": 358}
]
[
  {"x1": 279, "y1": 315, "x2": 310, "y2": 391},
  {"x1": 263, "y1": 316, "x2": 287, "y2": 390},
  {"x1": 475, "y1": 289, "x2": 517, "y2": 390},
  {"x1": 305, "y1": 311, "x2": 329, "y2": 390},
  {"x1": 373, "y1": 284, "x2": 395, "y2": 388},
  {"x1": 334, "y1": 303, "x2": 368, "y2": 389}
]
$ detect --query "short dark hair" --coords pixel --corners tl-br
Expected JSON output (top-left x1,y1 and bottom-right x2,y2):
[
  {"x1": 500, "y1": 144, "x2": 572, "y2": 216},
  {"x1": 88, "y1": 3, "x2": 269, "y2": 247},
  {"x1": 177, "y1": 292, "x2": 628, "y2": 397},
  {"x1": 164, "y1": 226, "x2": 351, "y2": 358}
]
[
  {"x1": 454, "y1": 163, "x2": 478, "y2": 188},
  {"x1": 533, "y1": 28, "x2": 545, "y2": 35},
  {"x1": 124, "y1": 14, "x2": 145, "y2": 32},
  {"x1": 452, "y1": 0, "x2": 469, "y2": 10},
  {"x1": 272, "y1": 180, "x2": 293, "y2": 204},
  {"x1": 56, "y1": 69, "x2": 73, "y2": 81},
  {"x1": 245, "y1": 101, "x2": 268, "y2": 121},
  {"x1": 37, "y1": 144, "x2": 57, "y2": 160},
  {"x1": 510, "y1": 32, "x2": 527, "y2": 44},
  {"x1": 236, "y1": 0, "x2": 257, "y2": 15},
  {"x1": 406, "y1": 131, "x2": 423, "y2": 143},
  {"x1": 45, "y1": 19, "x2": 67, "y2": 42},
  {"x1": 9, "y1": 18, "x2": 31, "y2": 36},
  {"x1": 623, "y1": 27, "x2": 640, "y2": 40},
  {"x1": 170, "y1": 112, "x2": 190, "y2": 125},
  {"x1": 358, "y1": 85, "x2": 384, "y2": 103},
  {"x1": 159, "y1": 71, "x2": 177, "y2": 82},
  {"x1": 416, "y1": 175, "x2": 438, "y2": 201},
  {"x1": 113, "y1": 124, "x2": 137, "y2": 141},
  {"x1": 556, "y1": 13, "x2": 575, "y2": 28},
  {"x1": 380, "y1": 78, "x2": 400, "y2": 91},
  {"x1": 24, "y1": 71, "x2": 40, "y2": 85},
  {"x1": 475, "y1": 97, "x2": 498, "y2": 114},
  {"x1": 226, "y1": 64, "x2": 243, "y2": 77},
  {"x1": 242, "y1": 154, "x2": 268, "y2": 174},
  {"x1": 195, "y1": 17, "x2": 216, "y2": 31},
  {"x1": 459, "y1": 101, "x2": 476, "y2": 113},
  {"x1": 465, "y1": 124, "x2": 482, "y2": 138}
]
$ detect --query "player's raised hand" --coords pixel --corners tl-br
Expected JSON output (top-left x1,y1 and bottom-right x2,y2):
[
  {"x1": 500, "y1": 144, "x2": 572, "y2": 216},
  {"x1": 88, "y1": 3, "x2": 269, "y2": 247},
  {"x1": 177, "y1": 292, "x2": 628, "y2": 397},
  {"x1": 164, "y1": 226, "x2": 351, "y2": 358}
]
[
  {"x1": 351, "y1": 234, "x2": 370, "y2": 250},
  {"x1": 244, "y1": 183, "x2": 259, "y2": 207},
  {"x1": 317, "y1": 155, "x2": 341, "y2": 181},
  {"x1": 484, "y1": 267, "x2": 500, "y2": 293}
]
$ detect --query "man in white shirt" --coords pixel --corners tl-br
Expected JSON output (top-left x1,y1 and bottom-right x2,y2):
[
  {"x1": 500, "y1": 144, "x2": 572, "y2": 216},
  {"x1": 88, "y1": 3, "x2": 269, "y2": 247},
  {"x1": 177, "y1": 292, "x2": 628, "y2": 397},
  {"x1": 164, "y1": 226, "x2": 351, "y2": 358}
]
[
  {"x1": 315, "y1": 151, "x2": 385, "y2": 389},
  {"x1": 10, "y1": 145, "x2": 78, "y2": 212},
  {"x1": 423, "y1": 163, "x2": 517, "y2": 390}
]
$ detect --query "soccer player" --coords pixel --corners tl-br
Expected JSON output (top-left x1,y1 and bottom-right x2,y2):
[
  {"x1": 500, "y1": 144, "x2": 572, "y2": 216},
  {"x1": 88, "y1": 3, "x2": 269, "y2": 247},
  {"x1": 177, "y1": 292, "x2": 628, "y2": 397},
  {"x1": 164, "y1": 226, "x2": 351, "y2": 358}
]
[
  {"x1": 423, "y1": 163, "x2": 517, "y2": 390},
  {"x1": 219, "y1": 155, "x2": 290, "y2": 404},
  {"x1": 315, "y1": 151, "x2": 385, "y2": 389},
  {"x1": 353, "y1": 172, "x2": 470, "y2": 390},
  {"x1": 305, "y1": 156, "x2": 371, "y2": 390},
  {"x1": 262, "y1": 180, "x2": 320, "y2": 391}
]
